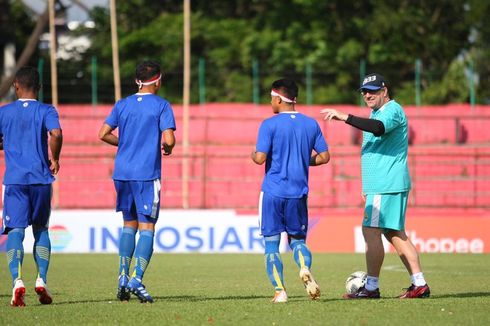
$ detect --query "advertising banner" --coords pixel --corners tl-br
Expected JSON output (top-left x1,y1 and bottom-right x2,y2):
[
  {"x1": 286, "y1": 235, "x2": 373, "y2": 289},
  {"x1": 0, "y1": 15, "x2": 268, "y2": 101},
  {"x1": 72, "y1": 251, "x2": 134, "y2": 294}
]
[
  {"x1": 1, "y1": 210, "x2": 488, "y2": 253},
  {"x1": 307, "y1": 214, "x2": 489, "y2": 253}
]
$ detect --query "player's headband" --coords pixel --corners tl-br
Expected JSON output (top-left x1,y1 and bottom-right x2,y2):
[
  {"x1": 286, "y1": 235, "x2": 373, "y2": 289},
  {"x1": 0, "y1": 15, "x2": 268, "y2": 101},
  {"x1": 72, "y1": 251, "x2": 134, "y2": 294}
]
[
  {"x1": 135, "y1": 74, "x2": 162, "y2": 89},
  {"x1": 271, "y1": 89, "x2": 296, "y2": 103}
]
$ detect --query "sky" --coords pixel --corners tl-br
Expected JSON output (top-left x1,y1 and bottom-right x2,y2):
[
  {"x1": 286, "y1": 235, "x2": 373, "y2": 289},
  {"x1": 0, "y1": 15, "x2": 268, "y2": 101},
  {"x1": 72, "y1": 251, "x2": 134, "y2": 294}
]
[{"x1": 22, "y1": 0, "x2": 107, "y2": 21}]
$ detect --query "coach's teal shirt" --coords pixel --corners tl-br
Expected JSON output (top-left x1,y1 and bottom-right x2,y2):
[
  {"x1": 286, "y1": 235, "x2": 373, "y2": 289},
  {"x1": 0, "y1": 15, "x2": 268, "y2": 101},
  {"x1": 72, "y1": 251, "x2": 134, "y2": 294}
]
[{"x1": 361, "y1": 100, "x2": 411, "y2": 194}]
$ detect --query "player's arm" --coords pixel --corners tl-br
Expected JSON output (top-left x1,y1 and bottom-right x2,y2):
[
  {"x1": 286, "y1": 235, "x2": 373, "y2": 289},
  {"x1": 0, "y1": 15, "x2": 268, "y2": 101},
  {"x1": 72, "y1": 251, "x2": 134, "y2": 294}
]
[
  {"x1": 251, "y1": 151, "x2": 267, "y2": 165},
  {"x1": 162, "y1": 129, "x2": 175, "y2": 156},
  {"x1": 98, "y1": 123, "x2": 118, "y2": 146},
  {"x1": 321, "y1": 108, "x2": 385, "y2": 136},
  {"x1": 310, "y1": 150, "x2": 330, "y2": 166},
  {"x1": 49, "y1": 128, "x2": 63, "y2": 175}
]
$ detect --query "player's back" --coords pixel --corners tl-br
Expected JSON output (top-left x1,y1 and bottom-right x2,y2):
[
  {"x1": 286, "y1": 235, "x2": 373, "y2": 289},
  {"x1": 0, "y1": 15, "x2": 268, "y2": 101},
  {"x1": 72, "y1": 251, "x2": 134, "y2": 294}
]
[
  {"x1": 260, "y1": 112, "x2": 326, "y2": 198},
  {"x1": 0, "y1": 100, "x2": 59, "y2": 185},
  {"x1": 108, "y1": 93, "x2": 175, "y2": 181}
]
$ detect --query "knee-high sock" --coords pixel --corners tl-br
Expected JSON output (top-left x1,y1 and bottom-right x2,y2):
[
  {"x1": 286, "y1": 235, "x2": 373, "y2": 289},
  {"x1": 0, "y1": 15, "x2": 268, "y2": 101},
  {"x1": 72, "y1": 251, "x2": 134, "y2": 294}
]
[
  {"x1": 33, "y1": 227, "x2": 51, "y2": 283},
  {"x1": 264, "y1": 235, "x2": 284, "y2": 291},
  {"x1": 289, "y1": 238, "x2": 312, "y2": 270},
  {"x1": 132, "y1": 230, "x2": 154, "y2": 281},
  {"x1": 7, "y1": 228, "x2": 25, "y2": 284},
  {"x1": 119, "y1": 227, "x2": 137, "y2": 277}
]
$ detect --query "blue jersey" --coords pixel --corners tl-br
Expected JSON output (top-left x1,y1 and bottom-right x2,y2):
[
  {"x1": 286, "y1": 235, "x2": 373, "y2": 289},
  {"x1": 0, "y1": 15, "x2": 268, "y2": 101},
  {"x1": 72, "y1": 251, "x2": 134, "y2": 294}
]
[
  {"x1": 256, "y1": 112, "x2": 328, "y2": 198},
  {"x1": 0, "y1": 100, "x2": 60, "y2": 185},
  {"x1": 361, "y1": 100, "x2": 411, "y2": 194},
  {"x1": 105, "y1": 93, "x2": 176, "y2": 181}
]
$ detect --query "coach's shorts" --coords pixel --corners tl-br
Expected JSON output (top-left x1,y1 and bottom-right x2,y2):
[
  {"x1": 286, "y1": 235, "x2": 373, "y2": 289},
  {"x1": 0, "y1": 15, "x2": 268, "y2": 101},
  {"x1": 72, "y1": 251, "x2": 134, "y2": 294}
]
[
  {"x1": 114, "y1": 179, "x2": 161, "y2": 223},
  {"x1": 363, "y1": 192, "x2": 409, "y2": 231},
  {"x1": 259, "y1": 191, "x2": 308, "y2": 237},
  {"x1": 2, "y1": 184, "x2": 52, "y2": 234}
]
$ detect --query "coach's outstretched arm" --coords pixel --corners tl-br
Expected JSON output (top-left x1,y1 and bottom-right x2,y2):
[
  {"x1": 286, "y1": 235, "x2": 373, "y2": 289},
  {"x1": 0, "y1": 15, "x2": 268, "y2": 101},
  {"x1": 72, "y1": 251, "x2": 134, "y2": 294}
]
[
  {"x1": 321, "y1": 108, "x2": 385, "y2": 137},
  {"x1": 98, "y1": 123, "x2": 118, "y2": 146}
]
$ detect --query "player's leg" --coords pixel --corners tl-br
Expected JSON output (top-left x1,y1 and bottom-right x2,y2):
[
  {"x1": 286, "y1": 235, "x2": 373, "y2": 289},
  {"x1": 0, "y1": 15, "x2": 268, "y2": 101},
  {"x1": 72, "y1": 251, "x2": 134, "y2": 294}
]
[
  {"x1": 385, "y1": 230, "x2": 429, "y2": 298},
  {"x1": 259, "y1": 192, "x2": 287, "y2": 303},
  {"x1": 30, "y1": 184, "x2": 54, "y2": 304},
  {"x1": 362, "y1": 227, "x2": 384, "y2": 287},
  {"x1": 264, "y1": 234, "x2": 286, "y2": 302},
  {"x1": 285, "y1": 196, "x2": 320, "y2": 300},
  {"x1": 289, "y1": 237, "x2": 312, "y2": 269},
  {"x1": 114, "y1": 180, "x2": 137, "y2": 301},
  {"x1": 383, "y1": 192, "x2": 429, "y2": 298},
  {"x1": 119, "y1": 207, "x2": 137, "y2": 279},
  {"x1": 3, "y1": 185, "x2": 29, "y2": 306},
  {"x1": 132, "y1": 223, "x2": 155, "y2": 282},
  {"x1": 128, "y1": 224, "x2": 155, "y2": 303},
  {"x1": 127, "y1": 180, "x2": 160, "y2": 303},
  {"x1": 32, "y1": 225, "x2": 53, "y2": 304},
  {"x1": 344, "y1": 194, "x2": 383, "y2": 299},
  {"x1": 6, "y1": 228, "x2": 26, "y2": 306}
]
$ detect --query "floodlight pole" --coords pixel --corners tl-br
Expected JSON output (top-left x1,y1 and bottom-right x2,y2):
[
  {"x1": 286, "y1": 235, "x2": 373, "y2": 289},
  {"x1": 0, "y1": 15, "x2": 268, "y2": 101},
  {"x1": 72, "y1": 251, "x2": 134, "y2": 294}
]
[
  {"x1": 182, "y1": 0, "x2": 191, "y2": 208},
  {"x1": 110, "y1": 0, "x2": 121, "y2": 101},
  {"x1": 48, "y1": 0, "x2": 58, "y2": 107},
  {"x1": 48, "y1": 0, "x2": 59, "y2": 208}
]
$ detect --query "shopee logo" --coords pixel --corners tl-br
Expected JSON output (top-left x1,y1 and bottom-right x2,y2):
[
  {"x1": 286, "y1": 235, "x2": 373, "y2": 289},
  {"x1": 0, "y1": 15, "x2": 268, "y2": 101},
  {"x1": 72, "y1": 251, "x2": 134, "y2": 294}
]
[
  {"x1": 354, "y1": 227, "x2": 484, "y2": 253},
  {"x1": 407, "y1": 231, "x2": 483, "y2": 253}
]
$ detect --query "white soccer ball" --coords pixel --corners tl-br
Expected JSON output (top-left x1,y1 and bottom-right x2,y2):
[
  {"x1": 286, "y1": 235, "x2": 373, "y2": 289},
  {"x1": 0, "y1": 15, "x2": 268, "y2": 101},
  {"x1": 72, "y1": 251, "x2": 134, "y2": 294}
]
[{"x1": 345, "y1": 271, "x2": 367, "y2": 294}]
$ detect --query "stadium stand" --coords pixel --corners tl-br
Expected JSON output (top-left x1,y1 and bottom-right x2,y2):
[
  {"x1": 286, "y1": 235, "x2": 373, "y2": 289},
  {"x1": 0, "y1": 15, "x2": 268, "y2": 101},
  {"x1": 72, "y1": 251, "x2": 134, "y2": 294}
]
[{"x1": 1, "y1": 103, "x2": 488, "y2": 210}]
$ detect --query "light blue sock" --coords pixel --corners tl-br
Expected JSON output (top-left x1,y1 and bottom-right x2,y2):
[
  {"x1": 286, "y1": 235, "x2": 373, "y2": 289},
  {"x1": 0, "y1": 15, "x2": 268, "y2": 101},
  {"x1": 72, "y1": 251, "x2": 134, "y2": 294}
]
[
  {"x1": 33, "y1": 227, "x2": 51, "y2": 283},
  {"x1": 289, "y1": 238, "x2": 312, "y2": 270},
  {"x1": 119, "y1": 227, "x2": 137, "y2": 277},
  {"x1": 132, "y1": 230, "x2": 154, "y2": 281},
  {"x1": 6, "y1": 228, "x2": 25, "y2": 284},
  {"x1": 264, "y1": 235, "x2": 285, "y2": 291}
]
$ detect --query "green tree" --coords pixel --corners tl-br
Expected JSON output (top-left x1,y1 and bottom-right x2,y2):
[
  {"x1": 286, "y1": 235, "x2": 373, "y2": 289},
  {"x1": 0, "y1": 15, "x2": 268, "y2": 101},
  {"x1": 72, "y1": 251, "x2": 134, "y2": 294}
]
[{"x1": 76, "y1": 0, "x2": 488, "y2": 104}]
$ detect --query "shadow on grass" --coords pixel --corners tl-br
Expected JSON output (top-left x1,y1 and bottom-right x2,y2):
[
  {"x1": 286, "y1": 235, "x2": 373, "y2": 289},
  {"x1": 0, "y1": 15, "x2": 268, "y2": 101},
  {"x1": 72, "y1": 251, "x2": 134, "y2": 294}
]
[
  {"x1": 154, "y1": 294, "x2": 348, "y2": 303},
  {"x1": 431, "y1": 292, "x2": 490, "y2": 299},
  {"x1": 39, "y1": 298, "x2": 118, "y2": 306},
  {"x1": 153, "y1": 294, "x2": 271, "y2": 302}
]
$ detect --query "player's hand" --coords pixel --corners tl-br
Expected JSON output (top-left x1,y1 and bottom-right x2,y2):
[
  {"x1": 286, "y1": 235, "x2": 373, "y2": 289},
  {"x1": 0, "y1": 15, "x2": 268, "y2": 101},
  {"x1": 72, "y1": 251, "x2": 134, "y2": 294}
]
[
  {"x1": 361, "y1": 193, "x2": 366, "y2": 203},
  {"x1": 50, "y1": 160, "x2": 60, "y2": 175},
  {"x1": 320, "y1": 108, "x2": 348, "y2": 121},
  {"x1": 162, "y1": 143, "x2": 173, "y2": 156}
]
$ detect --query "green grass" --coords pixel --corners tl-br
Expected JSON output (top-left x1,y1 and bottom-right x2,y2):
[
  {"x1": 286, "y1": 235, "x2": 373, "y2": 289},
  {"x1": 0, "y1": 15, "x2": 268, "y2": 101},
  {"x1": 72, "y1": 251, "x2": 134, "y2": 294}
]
[{"x1": 0, "y1": 253, "x2": 489, "y2": 325}]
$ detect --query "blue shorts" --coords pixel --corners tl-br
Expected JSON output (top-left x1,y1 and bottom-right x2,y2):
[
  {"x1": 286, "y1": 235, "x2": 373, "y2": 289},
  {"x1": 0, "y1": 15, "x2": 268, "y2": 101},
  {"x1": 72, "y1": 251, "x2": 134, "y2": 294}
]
[
  {"x1": 363, "y1": 192, "x2": 409, "y2": 231},
  {"x1": 2, "y1": 184, "x2": 52, "y2": 234},
  {"x1": 259, "y1": 191, "x2": 308, "y2": 237},
  {"x1": 114, "y1": 180, "x2": 161, "y2": 223}
]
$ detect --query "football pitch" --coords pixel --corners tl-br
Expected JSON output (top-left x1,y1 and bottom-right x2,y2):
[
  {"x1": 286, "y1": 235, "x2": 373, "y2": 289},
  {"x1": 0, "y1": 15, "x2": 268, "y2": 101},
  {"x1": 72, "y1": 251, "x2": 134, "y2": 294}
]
[{"x1": 0, "y1": 253, "x2": 489, "y2": 325}]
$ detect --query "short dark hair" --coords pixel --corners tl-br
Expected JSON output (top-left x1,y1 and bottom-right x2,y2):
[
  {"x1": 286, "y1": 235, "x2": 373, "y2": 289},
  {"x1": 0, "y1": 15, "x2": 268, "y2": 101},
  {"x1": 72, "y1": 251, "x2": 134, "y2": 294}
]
[
  {"x1": 135, "y1": 60, "x2": 161, "y2": 81},
  {"x1": 272, "y1": 78, "x2": 298, "y2": 101},
  {"x1": 14, "y1": 66, "x2": 40, "y2": 91}
]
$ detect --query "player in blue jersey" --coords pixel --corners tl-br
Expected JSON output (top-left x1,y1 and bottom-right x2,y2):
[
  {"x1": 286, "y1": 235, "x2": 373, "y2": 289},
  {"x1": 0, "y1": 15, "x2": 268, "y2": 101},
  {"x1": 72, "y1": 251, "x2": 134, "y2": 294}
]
[
  {"x1": 0, "y1": 66, "x2": 62, "y2": 307},
  {"x1": 252, "y1": 79, "x2": 330, "y2": 303},
  {"x1": 321, "y1": 73, "x2": 430, "y2": 299},
  {"x1": 99, "y1": 61, "x2": 176, "y2": 303}
]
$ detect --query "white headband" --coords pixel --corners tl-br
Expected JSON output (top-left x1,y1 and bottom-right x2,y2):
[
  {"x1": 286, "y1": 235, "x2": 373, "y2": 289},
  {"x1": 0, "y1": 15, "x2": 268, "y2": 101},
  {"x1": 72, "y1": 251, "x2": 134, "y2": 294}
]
[
  {"x1": 271, "y1": 89, "x2": 296, "y2": 103},
  {"x1": 135, "y1": 74, "x2": 162, "y2": 89}
]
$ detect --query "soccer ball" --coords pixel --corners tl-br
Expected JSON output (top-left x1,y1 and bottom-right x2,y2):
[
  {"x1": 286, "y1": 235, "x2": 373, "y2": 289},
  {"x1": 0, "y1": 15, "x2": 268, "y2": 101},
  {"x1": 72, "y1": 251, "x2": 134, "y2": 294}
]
[{"x1": 345, "y1": 271, "x2": 367, "y2": 294}]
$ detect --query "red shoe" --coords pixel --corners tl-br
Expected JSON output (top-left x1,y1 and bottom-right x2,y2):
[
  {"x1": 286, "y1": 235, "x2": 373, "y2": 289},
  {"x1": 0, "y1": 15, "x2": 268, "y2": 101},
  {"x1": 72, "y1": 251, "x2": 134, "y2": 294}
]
[
  {"x1": 11, "y1": 279, "x2": 26, "y2": 307},
  {"x1": 343, "y1": 286, "x2": 380, "y2": 299},
  {"x1": 35, "y1": 278, "x2": 53, "y2": 304},
  {"x1": 398, "y1": 284, "x2": 430, "y2": 298}
]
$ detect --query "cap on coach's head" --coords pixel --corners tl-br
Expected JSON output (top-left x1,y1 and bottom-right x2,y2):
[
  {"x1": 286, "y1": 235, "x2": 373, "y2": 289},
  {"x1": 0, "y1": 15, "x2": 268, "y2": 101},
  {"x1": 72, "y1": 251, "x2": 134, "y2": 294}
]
[{"x1": 359, "y1": 73, "x2": 386, "y2": 91}]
